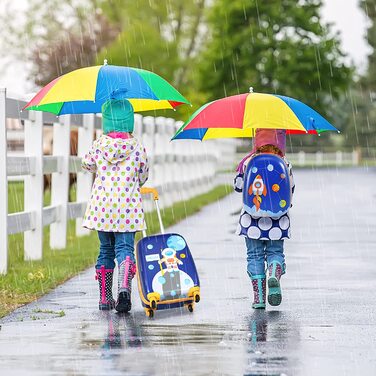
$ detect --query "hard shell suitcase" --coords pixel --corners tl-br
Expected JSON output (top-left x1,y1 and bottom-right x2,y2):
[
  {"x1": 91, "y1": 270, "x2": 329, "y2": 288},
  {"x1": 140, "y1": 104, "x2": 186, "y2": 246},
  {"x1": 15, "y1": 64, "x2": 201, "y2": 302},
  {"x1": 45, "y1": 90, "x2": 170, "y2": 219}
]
[{"x1": 137, "y1": 188, "x2": 200, "y2": 318}]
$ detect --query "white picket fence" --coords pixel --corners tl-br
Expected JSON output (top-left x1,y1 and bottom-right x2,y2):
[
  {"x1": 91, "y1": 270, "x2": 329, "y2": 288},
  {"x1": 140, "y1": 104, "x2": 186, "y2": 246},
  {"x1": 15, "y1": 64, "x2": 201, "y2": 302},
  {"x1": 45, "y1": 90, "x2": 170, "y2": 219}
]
[
  {"x1": 0, "y1": 89, "x2": 236, "y2": 275},
  {"x1": 235, "y1": 150, "x2": 361, "y2": 167}
]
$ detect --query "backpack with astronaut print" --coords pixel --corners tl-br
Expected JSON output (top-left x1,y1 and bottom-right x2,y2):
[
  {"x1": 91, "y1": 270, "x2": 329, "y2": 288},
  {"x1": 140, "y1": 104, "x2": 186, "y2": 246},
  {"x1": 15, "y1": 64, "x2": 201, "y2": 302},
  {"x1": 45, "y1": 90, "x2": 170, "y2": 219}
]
[{"x1": 243, "y1": 154, "x2": 292, "y2": 217}]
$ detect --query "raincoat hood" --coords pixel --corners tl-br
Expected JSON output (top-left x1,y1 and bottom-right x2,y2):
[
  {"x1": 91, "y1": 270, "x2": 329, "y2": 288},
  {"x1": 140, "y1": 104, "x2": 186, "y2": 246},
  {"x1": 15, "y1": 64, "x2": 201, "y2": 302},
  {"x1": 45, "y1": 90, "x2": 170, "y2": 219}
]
[
  {"x1": 97, "y1": 135, "x2": 138, "y2": 164},
  {"x1": 251, "y1": 129, "x2": 286, "y2": 155}
]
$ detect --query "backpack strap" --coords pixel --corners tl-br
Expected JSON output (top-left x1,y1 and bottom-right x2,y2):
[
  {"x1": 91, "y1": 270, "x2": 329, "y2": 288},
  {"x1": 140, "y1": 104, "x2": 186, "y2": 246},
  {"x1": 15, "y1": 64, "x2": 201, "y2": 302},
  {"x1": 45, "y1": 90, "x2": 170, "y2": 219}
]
[{"x1": 236, "y1": 152, "x2": 254, "y2": 173}]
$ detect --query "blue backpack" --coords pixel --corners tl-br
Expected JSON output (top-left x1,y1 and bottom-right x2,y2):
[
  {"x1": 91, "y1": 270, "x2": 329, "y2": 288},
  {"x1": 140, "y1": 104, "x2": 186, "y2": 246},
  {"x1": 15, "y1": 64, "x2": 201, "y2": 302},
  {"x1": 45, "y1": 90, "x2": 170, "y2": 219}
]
[{"x1": 243, "y1": 154, "x2": 292, "y2": 217}]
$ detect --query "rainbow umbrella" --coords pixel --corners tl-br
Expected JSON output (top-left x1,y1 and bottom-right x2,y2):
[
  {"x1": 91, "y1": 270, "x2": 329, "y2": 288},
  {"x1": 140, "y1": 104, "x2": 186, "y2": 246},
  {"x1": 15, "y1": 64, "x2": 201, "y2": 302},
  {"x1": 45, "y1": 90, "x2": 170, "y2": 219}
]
[
  {"x1": 172, "y1": 92, "x2": 339, "y2": 141},
  {"x1": 23, "y1": 64, "x2": 190, "y2": 115}
]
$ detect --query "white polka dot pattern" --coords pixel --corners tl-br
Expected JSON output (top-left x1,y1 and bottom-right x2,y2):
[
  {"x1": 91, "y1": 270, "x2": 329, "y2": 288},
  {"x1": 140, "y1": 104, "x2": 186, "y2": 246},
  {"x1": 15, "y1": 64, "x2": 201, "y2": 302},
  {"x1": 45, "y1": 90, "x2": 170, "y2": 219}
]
[
  {"x1": 268, "y1": 227, "x2": 282, "y2": 240},
  {"x1": 258, "y1": 217, "x2": 272, "y2": 231},
  {"x1": 247, "y1": 226, "x2": 261, "y2": 238},
  {"x1": 236, "y1": 212, "x2": 291, "y2": 240},
  {"x1": 279, "y1": 215, "x2": 290, "y2": 230},
  {"x1": 240, "y1": 213, "x2": 252, "y2": 227},
  {"x1": 82, "y1": 135, "x2": 148, "y2": 233}
]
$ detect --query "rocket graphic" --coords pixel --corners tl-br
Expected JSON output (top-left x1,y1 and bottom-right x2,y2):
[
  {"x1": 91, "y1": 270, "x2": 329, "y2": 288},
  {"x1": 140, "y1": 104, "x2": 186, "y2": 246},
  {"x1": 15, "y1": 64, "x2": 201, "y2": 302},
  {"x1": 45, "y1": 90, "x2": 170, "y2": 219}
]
[{"x1": 249, "y1": 174, "x2": 267, "y2": 211}]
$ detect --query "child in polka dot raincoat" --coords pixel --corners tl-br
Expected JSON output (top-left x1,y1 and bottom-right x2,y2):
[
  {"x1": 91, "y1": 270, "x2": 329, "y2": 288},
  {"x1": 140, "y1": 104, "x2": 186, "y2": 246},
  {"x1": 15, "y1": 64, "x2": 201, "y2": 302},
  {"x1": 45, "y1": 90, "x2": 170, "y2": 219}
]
[
  {"x1": 234, "y1": 129, "x2": 294, "y2": 309},
  {"x1": 82, "y1": 98, "x2": 149, "y2": 313}
]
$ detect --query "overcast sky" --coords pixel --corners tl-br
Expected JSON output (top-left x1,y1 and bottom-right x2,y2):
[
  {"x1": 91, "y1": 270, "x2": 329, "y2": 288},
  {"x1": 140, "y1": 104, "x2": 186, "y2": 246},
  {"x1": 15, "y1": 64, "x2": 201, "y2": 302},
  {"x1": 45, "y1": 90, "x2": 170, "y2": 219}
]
[{"x1": 0, "y1": 0, "x2": 370, "y2": 96}]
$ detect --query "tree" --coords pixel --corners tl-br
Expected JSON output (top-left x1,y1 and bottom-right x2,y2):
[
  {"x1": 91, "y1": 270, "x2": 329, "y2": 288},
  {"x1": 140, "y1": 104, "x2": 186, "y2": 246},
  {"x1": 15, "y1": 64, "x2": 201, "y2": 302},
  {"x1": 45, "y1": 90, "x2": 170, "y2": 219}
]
[
  {"x1": 0, "y1": 0, "x2": 119, "y2": 87},
  {"x1": 97, "y1": 0, "x2": 208, "y2": 115},
  {"x1": 198, "y1": 0, "x2": 353, "y2": 119},
  {"x1": 332, "y1": 1, "x2": 376, "y2": 150},
  {"x1": 360, "y1": 0, "x2": 376, "y2": 94}
]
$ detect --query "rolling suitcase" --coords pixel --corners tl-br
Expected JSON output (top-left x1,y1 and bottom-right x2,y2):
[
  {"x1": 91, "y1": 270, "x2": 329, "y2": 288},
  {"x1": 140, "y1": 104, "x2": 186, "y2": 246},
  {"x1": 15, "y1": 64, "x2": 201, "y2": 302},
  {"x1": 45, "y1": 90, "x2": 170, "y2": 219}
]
[{"x1": 137, "y1": 188, "x2": 200, "y2": 318}]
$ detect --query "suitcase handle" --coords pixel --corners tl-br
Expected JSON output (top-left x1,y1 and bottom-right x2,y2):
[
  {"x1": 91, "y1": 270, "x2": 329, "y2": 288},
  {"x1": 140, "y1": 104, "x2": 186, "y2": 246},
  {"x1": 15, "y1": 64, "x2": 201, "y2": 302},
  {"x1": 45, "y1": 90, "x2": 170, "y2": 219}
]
[
  {"x1": 140, "y1": 187, "x2": 159, "y2": 201},
  {"x1": 140, "y1": 187, "x2": 165, "y2": 236}
]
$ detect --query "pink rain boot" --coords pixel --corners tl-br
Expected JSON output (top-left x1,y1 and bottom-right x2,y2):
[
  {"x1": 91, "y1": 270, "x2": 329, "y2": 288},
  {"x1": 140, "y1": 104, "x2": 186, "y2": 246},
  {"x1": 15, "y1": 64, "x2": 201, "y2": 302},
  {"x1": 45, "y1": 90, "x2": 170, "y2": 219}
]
[
  {"x1": 116, "y1": 256, "x2": 136, "y2": 313},
  {"x1": 96, "y1": 266, "x2": 116, "y2": 310}
]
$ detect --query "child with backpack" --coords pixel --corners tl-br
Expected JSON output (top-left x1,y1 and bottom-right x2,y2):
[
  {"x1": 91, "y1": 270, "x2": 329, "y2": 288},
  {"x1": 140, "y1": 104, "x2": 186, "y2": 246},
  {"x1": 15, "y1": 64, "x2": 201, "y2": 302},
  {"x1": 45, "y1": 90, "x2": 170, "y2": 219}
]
[
  {"x1": 234, "y1": 129, "x2": 294, "y2": 309},
  {"x1": 81, "y1": 98, "x2": 149, "y2": 312}
]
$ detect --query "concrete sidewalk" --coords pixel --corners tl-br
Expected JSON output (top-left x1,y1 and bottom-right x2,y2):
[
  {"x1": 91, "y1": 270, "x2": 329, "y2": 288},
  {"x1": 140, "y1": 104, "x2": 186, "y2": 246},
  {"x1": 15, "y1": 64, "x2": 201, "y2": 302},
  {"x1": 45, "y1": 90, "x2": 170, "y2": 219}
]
[{"x1": 1, "y1": 168, "x2": 376, "y2": 375}]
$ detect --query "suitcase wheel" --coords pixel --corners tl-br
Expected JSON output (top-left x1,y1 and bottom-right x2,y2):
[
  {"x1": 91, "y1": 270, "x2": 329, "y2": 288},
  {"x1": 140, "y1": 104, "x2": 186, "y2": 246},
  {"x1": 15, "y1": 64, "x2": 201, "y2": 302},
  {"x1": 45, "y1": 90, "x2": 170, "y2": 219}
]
[
  {"x1": 187, "y1": 304, "x2": 194, "y2": 313},
  {"x1": 188, "y1": 287, "x2": 201, "y2": 304},
  {"x1": 145, "y1": 308, "x2": 154, "y2": 318},
  {"x1": 147, "y1": 292, "x2": 160, "y2": 310}
]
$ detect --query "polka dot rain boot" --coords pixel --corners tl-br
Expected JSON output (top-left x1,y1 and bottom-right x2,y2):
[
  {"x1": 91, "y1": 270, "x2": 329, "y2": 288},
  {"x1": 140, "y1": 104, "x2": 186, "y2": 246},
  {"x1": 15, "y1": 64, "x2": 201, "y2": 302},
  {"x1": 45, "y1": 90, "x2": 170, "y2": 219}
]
[
  {"x1": 116, "y1": 256, "x2": 136, "y2": 313},
  {"x1": 96, "y1": 266, "x2": 116, "y2": 310},
  {"x1": 251, "y1": 275, "x2": 266, "y2": 309},
  {"x1": 267, "y1": 261, "x2": 283, "y2": 306}
]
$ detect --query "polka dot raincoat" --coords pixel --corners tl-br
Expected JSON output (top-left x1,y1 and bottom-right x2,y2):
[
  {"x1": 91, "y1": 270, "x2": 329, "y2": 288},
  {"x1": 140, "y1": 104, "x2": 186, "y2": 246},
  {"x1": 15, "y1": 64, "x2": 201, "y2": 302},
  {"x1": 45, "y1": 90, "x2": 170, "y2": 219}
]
[
  {"x1": 81, "y1": 135, "x2": 149, "y2": 232},
  {"x1": 234, "y1": 154, "x2": 294, "y2": 241}
]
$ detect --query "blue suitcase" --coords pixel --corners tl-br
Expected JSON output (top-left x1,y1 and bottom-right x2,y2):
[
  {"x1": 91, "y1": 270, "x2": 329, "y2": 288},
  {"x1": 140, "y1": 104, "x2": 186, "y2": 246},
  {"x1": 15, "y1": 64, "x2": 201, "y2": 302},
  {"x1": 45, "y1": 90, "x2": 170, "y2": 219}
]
[{"x1": 136, "y1": 188, "x2": 200, "y2": 318}]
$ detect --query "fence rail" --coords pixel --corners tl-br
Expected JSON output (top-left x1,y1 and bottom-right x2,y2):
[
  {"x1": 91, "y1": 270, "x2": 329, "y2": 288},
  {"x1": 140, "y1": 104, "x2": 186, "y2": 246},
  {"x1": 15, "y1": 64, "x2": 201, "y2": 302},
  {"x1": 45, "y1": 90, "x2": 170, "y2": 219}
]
[
  {"x1": 235, "y1": 150, "x2": 361, "y2": 168},
  {"x1": 1, "y1": 89, "x2": 236, "y2": 274}
]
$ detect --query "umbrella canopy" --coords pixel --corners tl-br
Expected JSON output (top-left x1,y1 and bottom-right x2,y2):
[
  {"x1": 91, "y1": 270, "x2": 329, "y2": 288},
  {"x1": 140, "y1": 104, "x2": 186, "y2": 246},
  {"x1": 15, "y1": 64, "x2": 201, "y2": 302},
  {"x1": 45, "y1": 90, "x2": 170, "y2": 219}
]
[
  {"x1": 172, "y1": 92, "x2": 339, "y2": 141},
  {"x1": 23, "y1": 65, "x2": 190, "y2": 115}
]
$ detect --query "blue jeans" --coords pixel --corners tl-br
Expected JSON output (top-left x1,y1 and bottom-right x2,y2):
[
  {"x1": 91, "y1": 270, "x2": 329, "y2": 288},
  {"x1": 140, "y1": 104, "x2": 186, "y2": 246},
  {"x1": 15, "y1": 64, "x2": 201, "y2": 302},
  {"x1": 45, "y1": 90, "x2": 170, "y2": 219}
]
[
  {"x1": 96, "y1": 231, "x2": 136, "y2": 270},
  {"x1": 245, "y1": 238, "x2": 285, "y2": 277}
]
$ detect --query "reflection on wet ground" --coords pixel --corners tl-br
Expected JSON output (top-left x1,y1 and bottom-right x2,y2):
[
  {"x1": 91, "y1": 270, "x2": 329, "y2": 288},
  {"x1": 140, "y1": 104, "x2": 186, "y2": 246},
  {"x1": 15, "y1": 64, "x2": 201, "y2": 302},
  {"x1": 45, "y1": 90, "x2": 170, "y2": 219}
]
[
  {"x1": 245, "y1": 311, "x2": 300, "y2": 375},
  {"x1": 73, "y1": 309, "x2": 301, "y2": 376}
]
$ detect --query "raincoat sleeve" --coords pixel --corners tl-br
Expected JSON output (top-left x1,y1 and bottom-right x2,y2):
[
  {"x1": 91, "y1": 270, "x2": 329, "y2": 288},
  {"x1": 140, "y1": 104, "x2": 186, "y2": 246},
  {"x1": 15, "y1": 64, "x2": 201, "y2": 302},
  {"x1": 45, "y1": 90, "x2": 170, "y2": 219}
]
[
  {"x1": 139, "y1": 146, "x2": 149, "y2": 187},
  {"x1": 233, "y1": 172, "x2": 244, "y2": 193},
  {"x1": 284, "y1": 157, "x2": 295, "y2": 205},
  {"x1": 81, "y1": 141, "x2": 97, "y2": 173}
]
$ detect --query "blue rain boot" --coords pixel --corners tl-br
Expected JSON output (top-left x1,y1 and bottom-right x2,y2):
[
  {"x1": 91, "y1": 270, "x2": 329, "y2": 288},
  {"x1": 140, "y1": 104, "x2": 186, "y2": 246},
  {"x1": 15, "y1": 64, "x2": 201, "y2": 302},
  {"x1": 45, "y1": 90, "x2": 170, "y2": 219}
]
[
  {"x1": 96, "y1": 266, "x2": 116, "y2": 310},
  {"x1": 250, "y1": 275, "x2": 266, "y2": 309},
  {"x1": 267, "y1": 261, "x2": 284, "y2": 306}
]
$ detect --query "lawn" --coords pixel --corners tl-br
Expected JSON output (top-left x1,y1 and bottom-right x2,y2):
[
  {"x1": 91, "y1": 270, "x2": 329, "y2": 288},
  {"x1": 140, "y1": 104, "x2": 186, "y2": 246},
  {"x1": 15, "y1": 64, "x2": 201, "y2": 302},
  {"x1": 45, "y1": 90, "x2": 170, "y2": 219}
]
[{"x1": 0, "y1": 183, "x2": 232, "y2": 318}]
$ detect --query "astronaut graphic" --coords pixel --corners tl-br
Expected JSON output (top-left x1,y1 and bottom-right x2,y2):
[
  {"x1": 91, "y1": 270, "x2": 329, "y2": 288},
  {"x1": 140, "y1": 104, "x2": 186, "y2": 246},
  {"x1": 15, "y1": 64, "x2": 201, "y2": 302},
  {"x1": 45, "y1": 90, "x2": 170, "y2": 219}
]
[
  {"x1": 158, "y1": 248, "x2": 183, "y2": 299},
  {"x1": 149, "y1": 236, "x2": 195, "y2": 301},
  {"x1": 159, "y1": 248, "x2": 183, "y2": 272}
]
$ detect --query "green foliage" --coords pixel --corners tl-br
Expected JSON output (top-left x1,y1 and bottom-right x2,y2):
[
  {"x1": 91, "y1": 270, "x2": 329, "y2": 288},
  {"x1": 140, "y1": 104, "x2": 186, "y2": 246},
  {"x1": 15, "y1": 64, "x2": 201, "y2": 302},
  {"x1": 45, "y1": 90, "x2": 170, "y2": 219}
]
[
  {"x1": 0, "y1": 0, "x2": 118, "y2": 87},
  {"x1": 360, "y1": 0, "x2": 376, "y2": 92},
  {"x1": 331, "y1": 85, "x2": 376, "y2": 149},
  {"x1": 331, "y1": 1, "x2": 376, "y2": 150},
  {"x1": 198, "y1": 0, "x2": 353, "y2": 118},
  {"x1": 0, "y1": 184, "x2": 231, "y2": 318},
  {"x1": 97, "y1": 0, "x2": 207, "y2": 119}
]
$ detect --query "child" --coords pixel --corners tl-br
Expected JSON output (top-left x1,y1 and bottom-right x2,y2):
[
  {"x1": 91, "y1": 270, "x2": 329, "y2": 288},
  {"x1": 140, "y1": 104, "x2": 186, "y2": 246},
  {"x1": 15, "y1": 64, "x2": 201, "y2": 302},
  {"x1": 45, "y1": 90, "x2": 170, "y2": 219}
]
[
  {"x1": 81, "y1": 98, "x2": 149, "y2": 312},
  {"x1": 234, "y1": 129, "x2": 294, "y2": 309}
]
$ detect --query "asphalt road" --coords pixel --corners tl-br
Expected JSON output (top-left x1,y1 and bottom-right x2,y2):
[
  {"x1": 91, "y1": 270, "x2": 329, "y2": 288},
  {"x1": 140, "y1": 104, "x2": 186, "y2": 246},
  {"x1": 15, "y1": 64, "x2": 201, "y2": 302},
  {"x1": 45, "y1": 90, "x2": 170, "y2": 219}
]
[{"x1": 1, "y1": 168, "x2": 376, "y2": 375}]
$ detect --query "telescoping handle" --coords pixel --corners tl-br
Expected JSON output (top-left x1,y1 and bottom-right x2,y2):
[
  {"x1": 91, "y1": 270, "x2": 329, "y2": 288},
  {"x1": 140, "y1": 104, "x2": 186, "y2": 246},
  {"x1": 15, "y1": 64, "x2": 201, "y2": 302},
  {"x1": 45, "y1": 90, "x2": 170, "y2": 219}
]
[{"x1": 140, "y1": 187, "x2": 165, "y2": 236}]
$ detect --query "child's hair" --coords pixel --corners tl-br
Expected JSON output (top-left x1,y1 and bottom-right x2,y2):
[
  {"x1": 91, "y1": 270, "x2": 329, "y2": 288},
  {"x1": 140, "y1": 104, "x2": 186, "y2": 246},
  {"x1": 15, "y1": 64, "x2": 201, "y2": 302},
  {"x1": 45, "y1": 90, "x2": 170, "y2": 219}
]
[{"x1": 256, "y1": 144, "x2": 284, "y2": 157}]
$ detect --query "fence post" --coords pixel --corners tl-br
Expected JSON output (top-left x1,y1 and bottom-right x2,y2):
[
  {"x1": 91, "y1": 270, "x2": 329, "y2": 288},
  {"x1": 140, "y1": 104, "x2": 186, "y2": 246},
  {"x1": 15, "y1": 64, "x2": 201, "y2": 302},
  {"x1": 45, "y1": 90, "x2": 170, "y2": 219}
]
[
  {"x1": 76, "y1": 114, "x2": 95, "y2": 237},
  {"x1": 316, "y1": 151, "x2": 323, "y2": 166},
  {"x1": 0, "y1": 89, "x2": 7, "y2": 274},
  {"x1": 142, "y1": 116, "x2": 155, "y2": 212},
  {"x1": 50, "y1": 116, "x2": 70, "y2": 249},
  {"x1": 24, "y1": 111, "x2": 44, "y2": 260},
  {"x1": 336, "y1": 151, "x2": 343, "y2": 166},
  {"x1": 352, "y1": 149, "x2": 361, "y2": 166},
  {"x1": 298, "y1": 151, "x2": 305, "y2": 166}
]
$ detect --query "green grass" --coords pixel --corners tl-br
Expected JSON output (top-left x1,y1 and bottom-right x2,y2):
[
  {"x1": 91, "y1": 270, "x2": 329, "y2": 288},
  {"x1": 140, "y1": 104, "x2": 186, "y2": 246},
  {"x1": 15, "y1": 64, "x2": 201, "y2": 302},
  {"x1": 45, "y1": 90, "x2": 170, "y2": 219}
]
[{"x1": 0, "y1": 183, "x2": 232, "y2": 318}]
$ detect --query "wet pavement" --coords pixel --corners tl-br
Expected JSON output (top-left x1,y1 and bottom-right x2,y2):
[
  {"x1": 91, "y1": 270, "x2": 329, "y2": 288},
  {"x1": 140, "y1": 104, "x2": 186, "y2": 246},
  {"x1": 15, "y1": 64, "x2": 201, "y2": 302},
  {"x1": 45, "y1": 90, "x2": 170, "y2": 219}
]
[{"x1": 1, "y1": 168, "x2": 376, "y2": 375}]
